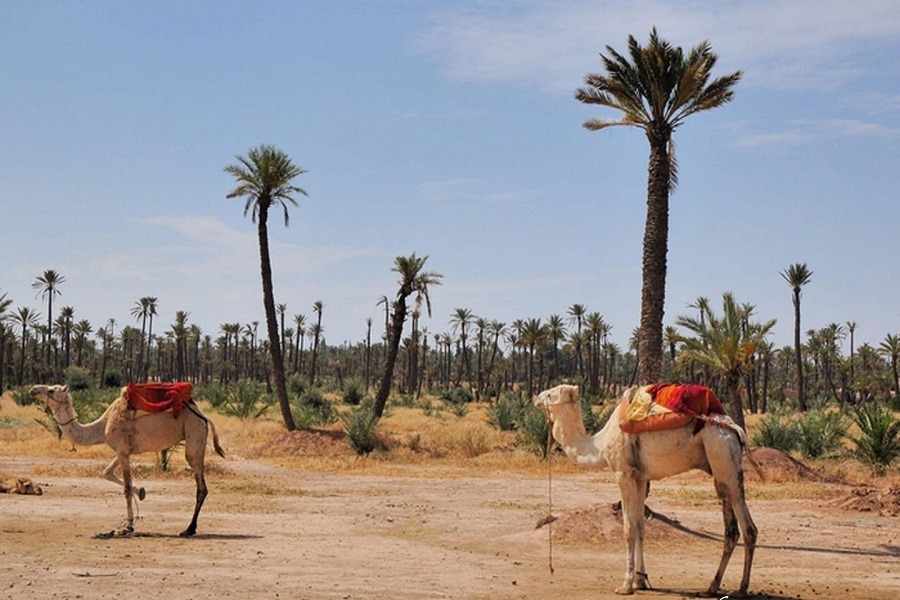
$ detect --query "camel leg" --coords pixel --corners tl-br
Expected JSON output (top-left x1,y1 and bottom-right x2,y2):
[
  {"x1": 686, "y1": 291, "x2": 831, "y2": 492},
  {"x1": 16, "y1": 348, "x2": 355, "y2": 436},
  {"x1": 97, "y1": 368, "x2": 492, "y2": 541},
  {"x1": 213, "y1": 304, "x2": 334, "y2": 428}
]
[
  {"x1": 732, "y1": 473, "x2": 758, "y2": 596},
  {"x1": 180, "y1": 436, "x2": 208, "y2": 537},
  {"x1": 708, "y1": 441, "x2": 759, "y2": 597},
  {"x1": 117, "y1": 453, "x2": 135, "y2": 536},
  {"x1": 103, "y1": 457, "x2": 145, "y2": 501},
  {"x1": 615, "y1": 474, "x2": 649, "y2": 595},
  {"x1": 707, "y1": 479, "x2": 739, "y2": 596}
]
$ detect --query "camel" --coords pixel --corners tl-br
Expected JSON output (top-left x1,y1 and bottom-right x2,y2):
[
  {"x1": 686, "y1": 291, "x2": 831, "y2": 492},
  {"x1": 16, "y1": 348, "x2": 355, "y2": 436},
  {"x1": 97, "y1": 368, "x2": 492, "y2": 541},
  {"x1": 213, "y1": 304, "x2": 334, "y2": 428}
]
[
  {"x1": 29, "y1": 384, "x2": 224, "y2": 537},
  {"x1": 0, "y1": 474, "x2": 43, "y2": 495},
  {"x1": 536, "y1": 384, "x2": 758, "y2": 597}
]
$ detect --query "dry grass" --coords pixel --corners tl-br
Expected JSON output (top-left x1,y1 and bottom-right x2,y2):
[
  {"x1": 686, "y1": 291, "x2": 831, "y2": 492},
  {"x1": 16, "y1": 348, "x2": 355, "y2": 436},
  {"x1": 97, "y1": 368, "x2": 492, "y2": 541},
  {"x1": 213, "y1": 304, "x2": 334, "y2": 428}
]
[{"x1": 3, "y1": 392, "x2": 897, "y2": 488}]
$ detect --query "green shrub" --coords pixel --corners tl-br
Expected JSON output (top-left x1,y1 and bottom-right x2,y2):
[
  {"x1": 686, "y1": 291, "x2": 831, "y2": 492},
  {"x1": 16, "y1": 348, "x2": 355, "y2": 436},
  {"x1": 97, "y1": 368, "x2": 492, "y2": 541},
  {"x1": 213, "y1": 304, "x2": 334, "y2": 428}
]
[
  {"x1": 580, "y1": 395, "x2": 613, "y2": 434},
  {"x1": 287, "y1": 374, "x2": 307, "y2": 397},
  {"x1": 70, "y1": 388, "x2": 119, "y2": 422},
  {"x1": 441, "y1": 387, "x2": 473, "y2": 405},
  {"x1": 217, "y1": 381, "x2": 271, "y2": 419},
  {"x1": 796, "y1": 410, "x2": 847, "y2": 459},
  {"x1": 341, "y1": 377, "x2": 367, "y2": 406},
  {"x1": 518, "y1": 404, "x2": 552, "y2": 459},
  {"x1": 750, "y1": 415, "x2": 798, "y2": 453},
  {"x1": 447, "y1": 401, "x2": 469, "y2": 418},
  {"x1": 193, "y1": 383, "x2": 228, "y2": 408},
  {"x1": 10, "y1": 386, "x2": 36, "y2": 407},
  {"x1": 102, "y1": 371, "x2": 123, "y2": 388},
  {"x1": 291, "y1": 387, "x2": 337, "y2": 429},
  {"x1": 486, "y1": 392, "x2": 530, "y2": 432},
  {"x1": 848, "y1": 402, "x2": 900, "y2": 475},
  {"x1": 342, "y1": 405, "x2": 379, "y2": 455},
  {"x1": 65, "y1": 366, "x2": 93, "y2": 391}
]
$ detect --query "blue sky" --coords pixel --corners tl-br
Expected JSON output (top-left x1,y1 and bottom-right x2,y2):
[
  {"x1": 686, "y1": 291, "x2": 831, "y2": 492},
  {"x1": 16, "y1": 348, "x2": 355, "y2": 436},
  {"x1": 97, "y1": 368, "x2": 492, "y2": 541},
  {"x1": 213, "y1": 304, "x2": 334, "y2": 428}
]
[{"x1": 1, "y1": 1, "x2": 898, "y2": 352}]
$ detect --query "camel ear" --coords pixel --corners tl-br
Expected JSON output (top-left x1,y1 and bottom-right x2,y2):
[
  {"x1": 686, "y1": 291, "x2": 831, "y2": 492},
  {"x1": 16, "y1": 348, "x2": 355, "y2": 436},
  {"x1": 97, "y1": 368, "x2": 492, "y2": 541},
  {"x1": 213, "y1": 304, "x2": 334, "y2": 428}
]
[{"x1": 62, "y1": 385, "x2": 69, "y2": 393}]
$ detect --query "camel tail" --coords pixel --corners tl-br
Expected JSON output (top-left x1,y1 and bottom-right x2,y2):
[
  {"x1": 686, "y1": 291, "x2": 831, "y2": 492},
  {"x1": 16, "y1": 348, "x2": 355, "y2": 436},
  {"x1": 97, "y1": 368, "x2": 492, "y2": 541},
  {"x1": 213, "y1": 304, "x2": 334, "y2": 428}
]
[
  {"x1": 185, "y1": 401, "x2": 225, "y2": 458},
  {"x1": 208, "y1": 418, "x2": 226, "y2": 458},
  {"x1": 744, "y1": 445, "x2": 765, "y2": 482}
]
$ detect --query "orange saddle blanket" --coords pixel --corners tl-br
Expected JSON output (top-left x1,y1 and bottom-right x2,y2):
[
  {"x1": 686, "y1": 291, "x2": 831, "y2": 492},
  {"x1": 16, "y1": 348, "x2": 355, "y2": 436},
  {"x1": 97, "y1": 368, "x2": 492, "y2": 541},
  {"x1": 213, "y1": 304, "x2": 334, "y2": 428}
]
[
  {"x1": 125, "y1": 382, "x2": 193, "y2": 418},
  {"x1": 618, "y1": 383, "x2": 725, "y2": 434}
]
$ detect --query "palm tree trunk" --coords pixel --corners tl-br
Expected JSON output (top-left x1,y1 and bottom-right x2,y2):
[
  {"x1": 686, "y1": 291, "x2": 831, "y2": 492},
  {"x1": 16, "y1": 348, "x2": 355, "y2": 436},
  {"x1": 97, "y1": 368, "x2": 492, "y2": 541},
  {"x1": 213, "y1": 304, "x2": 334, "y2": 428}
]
[
  {"x1": 374, "y1": 296, "x2": 407, "y2": 419},
  {"x1": 792, "y1": 292, "x2": 806, "y2": 411},
  {"x1": 638, "y1": 129, "x2": 670, "y2": 385},
  {"x1": 257, "y1": 205, "x2": 295, "y2": 431}
]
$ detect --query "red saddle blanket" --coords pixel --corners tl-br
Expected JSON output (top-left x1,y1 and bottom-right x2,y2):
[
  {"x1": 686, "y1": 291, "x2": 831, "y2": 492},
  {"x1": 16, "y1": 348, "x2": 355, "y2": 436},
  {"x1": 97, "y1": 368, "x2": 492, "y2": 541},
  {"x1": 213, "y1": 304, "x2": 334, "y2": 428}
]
[
  {"x1": 125, "y1": 382, "x2": 193, "y2": 418},
  {"x1": 618, "y1": 383, "x2": 725, "y2": 434}
]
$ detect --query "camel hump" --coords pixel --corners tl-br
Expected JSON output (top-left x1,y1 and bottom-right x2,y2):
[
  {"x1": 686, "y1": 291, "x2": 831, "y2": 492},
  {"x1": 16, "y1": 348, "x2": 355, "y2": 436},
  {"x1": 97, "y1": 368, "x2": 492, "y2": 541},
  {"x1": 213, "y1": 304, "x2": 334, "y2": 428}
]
[{"x1": 125, "y1": 382, "x2": 194, "y2": 418}]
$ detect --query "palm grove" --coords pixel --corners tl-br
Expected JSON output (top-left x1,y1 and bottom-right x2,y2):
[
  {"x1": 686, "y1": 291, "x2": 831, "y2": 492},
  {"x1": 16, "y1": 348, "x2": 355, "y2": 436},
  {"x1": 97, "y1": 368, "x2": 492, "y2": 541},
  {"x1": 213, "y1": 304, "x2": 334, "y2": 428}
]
[{"x1": 2, "y1": 32, "x2": 898, "y2": 450}]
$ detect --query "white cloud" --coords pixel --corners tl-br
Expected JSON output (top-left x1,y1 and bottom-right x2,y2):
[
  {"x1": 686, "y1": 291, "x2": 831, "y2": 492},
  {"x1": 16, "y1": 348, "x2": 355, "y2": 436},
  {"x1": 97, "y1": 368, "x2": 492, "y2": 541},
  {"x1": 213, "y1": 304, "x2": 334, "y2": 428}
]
[
  {"x1": 416, "y1": 1, "x2": 900, "y2": 93},
  {"x1": 727, "y1": 118, "x2": 900, "y2": 148}
]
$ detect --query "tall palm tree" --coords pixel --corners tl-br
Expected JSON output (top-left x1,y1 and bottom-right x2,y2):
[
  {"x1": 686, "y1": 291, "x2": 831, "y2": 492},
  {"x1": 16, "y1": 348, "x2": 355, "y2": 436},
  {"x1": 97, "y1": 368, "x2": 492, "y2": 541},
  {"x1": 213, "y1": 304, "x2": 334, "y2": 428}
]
[
  {"x1": 293, "y1": 313, "x2": 306, "y2": 373},
  {"x1": 276, "y1": 303, "x2": 288, "y2": 364},
  {"x1": 449, "y1": 308, "x2": 475, "y2": 386},
  {"x1": 520, "y1": 318, "x2": 548, "y2": 395},
  {"x1": 577, "y1": 29, "x2": 742, "y2": 385},
  {"x1": 32, "y1": 269, "x2": 66, "y2": 366},
  {"x1": 546, "y1": 314, "x2": 567, "y2": 383},
  {"x1": 567, "y1": 303, "x2": 587, "y2": 380},
  {"x1": 373, "y1": 253, "x2": 442, "y2": 419},
  {"x1": 225, "y1": 144, "x2": 308, "y2": 431},
  {"x1": 878, "y1": 334, "x2": 900, "y2": 396},
  {"x1": 0, "y1": 292, "x2": 13, "y2": 391},
  {"x1": 171, "y1": 311, "x2": 190, "y2": 381},
  {"x1": 781, "y1": 263, "x2": 813, "y2": 411},
  {"x1": 72, "y1": 319, "x2": 93, "y2": 367},
  {"x1": 675, "y1": 292, "x2": 775, "y2": 430},
  {"x1": 58, "y1": 306, "x2": 74, "y2": 369},
  {"x1": 10, "y1": 307, "x2": 40, "y2": 385},
  {"x1": 309, "y1": 300, "x2": 323, "y2": 386},
  {"x1": 846, "y1": 320, "x2": 858, "y2": 397}
]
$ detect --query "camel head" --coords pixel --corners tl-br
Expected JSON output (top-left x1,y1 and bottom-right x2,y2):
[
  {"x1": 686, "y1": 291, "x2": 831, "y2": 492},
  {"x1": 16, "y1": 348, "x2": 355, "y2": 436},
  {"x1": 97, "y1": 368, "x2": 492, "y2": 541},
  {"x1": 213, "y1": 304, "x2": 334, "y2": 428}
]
[
  {"x1": 534, "y1": 384, "x2": 580, "y2": 416},
  {"x1": 29, "y1": 384, "x2": 72, "y2": 419}
]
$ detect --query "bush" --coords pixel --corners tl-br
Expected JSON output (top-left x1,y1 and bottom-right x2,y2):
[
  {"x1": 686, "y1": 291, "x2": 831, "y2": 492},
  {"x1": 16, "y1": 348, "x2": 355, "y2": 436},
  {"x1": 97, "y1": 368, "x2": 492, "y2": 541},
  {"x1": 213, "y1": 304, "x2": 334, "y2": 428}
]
[
  {"x1": 10, "y1": 386, "x2": 37, "y2": 407},
  {"x1": 70, "y1": 388, "x2": 119, "y2": 422},
  {"x1": 580, "y1": 395, "x2": 614, "y2": 434},
  {"x1": 291, "y1": 387, "x2": 337, "y2": 429},
  {"x1": 446, "y1": 401, "x2": 469, "y2": 418},
  {"x1": 486, "y1": 392, "x2": 530, "y2": 432},
  {"x1": 848, "y1": 402, "x2": 900, "y2": 475},
  {"x1": 518, "y1": 404, "x2": 552, "y2": 459},
  {"x1": 795, "y1": 410, "x2": 847, "y2": 459},
  {"x1": 193, "y1": 383, "x2": 228, "y2": 409},
  {"x1": 342, "y1": 405, "x2": 379, "y2": 455},
  {"x1": 102, "y1": 371, "x2": 123, "y2": 388},
  {"x1": 750, "y1": 415, "x2": 798, "y2": 453},
  {"x1": 441, "y1": 387, "x2": 473, "y2": 406},
  {"x1": 65, "y1": 366, "x2": 93, "y2": 391},
  {"x1": 341, "y1": 377, "x2": 367, "y2": 406},
  {"x1": 287, "y1": 374, "x2": 307, "y2": 397},
  {"x1": 217, "y1": 381, "x2": 271, "y2": 419}
]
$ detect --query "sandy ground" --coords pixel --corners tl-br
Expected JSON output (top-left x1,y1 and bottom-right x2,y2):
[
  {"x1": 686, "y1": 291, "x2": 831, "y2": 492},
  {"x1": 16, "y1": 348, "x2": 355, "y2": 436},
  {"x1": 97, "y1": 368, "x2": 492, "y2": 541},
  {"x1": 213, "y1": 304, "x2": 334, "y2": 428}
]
[{"x1": 0, "y1": 453, "x2": 897, "y2": 600}]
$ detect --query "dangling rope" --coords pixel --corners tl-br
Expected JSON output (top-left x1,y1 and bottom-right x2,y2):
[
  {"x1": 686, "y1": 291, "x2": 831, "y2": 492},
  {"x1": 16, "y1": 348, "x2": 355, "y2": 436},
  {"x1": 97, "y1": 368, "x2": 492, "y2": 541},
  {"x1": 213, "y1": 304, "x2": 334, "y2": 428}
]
[{"x1": 545, "y1": 413, "x2": 555, "y2": 575}]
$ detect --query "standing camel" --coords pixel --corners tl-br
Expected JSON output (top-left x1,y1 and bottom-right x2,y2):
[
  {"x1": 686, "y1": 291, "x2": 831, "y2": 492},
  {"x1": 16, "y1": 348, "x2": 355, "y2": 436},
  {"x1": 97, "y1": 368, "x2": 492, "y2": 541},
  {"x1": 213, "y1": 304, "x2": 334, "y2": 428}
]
[
  {"x1": 536, "y1": 384, "x2": 758, "y2": 597},
  {"x1": 30, "y1": 384, "x2": 224, "y2": 537}
]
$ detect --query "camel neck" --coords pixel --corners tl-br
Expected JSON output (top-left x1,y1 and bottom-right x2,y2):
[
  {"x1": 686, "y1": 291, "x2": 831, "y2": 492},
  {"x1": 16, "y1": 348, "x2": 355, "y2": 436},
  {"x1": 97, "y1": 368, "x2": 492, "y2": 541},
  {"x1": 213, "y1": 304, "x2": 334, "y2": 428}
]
[
  {"x1": 55, "y1": 406, "x2": 108, "y2": 447},
  {"x1": 550, "y1": 402, "x2": 610, "y2": 468}
]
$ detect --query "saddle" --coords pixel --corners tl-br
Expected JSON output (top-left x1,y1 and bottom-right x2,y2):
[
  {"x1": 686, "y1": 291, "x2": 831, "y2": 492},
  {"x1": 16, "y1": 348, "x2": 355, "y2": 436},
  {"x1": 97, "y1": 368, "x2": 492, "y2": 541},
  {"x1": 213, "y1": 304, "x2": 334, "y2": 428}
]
[
  {"x1": 618, "y1": 383, "x2": 725, "y2": 434},
  {"x1": 125, "y1": 382, "x2": 193, "y2": 418}
]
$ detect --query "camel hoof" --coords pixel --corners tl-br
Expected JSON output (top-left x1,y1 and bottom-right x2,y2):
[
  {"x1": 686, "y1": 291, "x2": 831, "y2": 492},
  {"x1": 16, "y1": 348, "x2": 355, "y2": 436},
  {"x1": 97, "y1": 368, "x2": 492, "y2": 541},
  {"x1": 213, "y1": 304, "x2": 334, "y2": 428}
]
[
  {"x1": 614, "y1": 583, "x2": 634, "y2": 595},
  {"x1": 635, "y1": 574, "x2": 651, "y2": 590},
  {"x1": 179, "y1": 528, "x2": 196, "y2": 538},
  {"x1": 137, "y1": 487, "x2": 146, "y2": 501}
]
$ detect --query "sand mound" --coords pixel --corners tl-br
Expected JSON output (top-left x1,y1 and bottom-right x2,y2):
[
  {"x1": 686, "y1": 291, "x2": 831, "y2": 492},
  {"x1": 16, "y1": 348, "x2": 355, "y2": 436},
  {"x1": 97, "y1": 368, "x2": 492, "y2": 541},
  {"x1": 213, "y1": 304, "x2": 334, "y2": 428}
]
[
  {"x1": 540, "y1": 503, "x2": 700, "y2": 546},
  {"x1": 257, "y1": 429, "x2": 349, "y2": 458},
  {"x1": 743, "y1": 447, "x2": 832, "y2": 483},
  {"x1": 830, "y1": 486, "x2": 900, "y2": 517}
]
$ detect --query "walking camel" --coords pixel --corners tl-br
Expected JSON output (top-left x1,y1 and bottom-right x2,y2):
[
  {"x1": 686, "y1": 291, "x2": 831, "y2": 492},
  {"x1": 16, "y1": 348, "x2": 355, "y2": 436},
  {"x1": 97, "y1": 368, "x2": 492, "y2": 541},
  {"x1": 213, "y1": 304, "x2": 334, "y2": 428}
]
[
  {"x1": 536, "y1": 384, "x2": 758, "y2": 597},
  {"x1": 29, "y1": 384, "x2": 224, "y2": 537}
]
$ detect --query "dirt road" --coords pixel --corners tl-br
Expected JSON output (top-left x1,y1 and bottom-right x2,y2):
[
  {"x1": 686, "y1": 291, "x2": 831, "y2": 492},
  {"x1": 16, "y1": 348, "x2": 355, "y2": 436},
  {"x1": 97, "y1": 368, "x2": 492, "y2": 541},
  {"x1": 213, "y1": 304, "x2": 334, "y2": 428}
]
[{"x1": 1, "y1": 455, "x2": 897, "y2": 600}]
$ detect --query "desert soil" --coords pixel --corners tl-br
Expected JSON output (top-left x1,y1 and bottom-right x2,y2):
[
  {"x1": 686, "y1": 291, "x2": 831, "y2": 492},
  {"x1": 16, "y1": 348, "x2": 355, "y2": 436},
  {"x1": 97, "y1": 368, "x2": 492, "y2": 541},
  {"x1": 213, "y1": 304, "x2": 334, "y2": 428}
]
[{"x1": 1, "y1": 452, "x2": 897, "y2": 600}]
